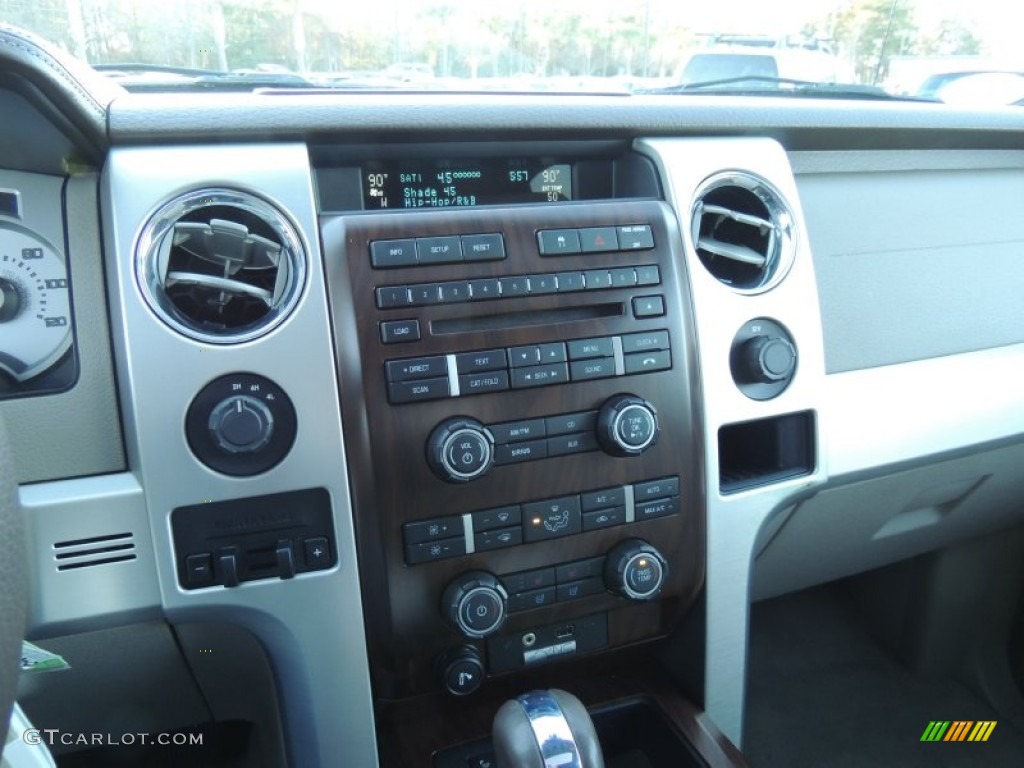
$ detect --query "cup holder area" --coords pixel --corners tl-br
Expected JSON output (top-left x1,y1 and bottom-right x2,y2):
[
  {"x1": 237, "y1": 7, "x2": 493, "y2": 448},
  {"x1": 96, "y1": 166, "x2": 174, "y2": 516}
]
[{"x1": 434, "y1": 696, "x2": 713, "y2": 768}]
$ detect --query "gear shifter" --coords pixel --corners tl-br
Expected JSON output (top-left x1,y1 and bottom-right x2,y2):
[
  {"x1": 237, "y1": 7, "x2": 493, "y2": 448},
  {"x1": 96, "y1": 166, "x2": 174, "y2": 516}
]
[{"x1": 492, "y1": 689, "x2": 605, "y2": 768}]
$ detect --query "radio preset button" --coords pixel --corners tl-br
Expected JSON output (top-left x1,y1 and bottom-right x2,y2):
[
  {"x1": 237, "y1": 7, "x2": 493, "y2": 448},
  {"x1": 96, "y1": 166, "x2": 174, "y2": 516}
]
[
  {"x1": 469, "y1": 278, "x2": 502, "y2": 300},
  {"x1": 555, "y1": 272, "x2": 585, "y2": 292},
  {"x1": 610, "y1": 268, "x2": 638, "y2": 288},
  {"x1": 376, "y1": 286, "x2": 412, "y2": 309},
  {"x1": 579, "y1": 227, "x2": 618, "y2": 253},
  {"x1": 528, "y1": 274, "x2": 557, "y2": 294},
  {"x1": 583, "y1": 270, "x2": 613, "y2": 290},
  {"x1": 438, "y1": 281, "x2": 472, "y2": 303},
  {"x1": 498, "y1": 276, "x2": 530, "y2": 297},
  {"x1": 635, "y1": 265, "x2": 661, "y2": 286},
  {"x1": 537, "y1": 229, "x2": 581, "y2": 255},
  {"x1": 408, "y1": 283, "x2": 442, "y2": 305}
]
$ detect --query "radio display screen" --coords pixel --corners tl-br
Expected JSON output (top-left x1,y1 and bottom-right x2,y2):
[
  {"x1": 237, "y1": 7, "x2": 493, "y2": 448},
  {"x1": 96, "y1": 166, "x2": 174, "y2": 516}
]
[{"x1": 362, "y1": 159, "x2": 572, "y2": 210}]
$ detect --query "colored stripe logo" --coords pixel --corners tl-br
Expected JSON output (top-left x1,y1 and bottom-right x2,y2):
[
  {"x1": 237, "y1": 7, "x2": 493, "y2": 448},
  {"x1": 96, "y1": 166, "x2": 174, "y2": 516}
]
[{"x1": 921, "y1": 721, "x2": 996, "y2": 742}]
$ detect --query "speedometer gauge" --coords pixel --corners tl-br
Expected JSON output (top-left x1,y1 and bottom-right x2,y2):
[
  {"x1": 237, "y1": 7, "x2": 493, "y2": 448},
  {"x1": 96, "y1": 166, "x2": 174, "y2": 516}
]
[{"x1": 0, "y1": 222, "x2": 72, "y2": 382}]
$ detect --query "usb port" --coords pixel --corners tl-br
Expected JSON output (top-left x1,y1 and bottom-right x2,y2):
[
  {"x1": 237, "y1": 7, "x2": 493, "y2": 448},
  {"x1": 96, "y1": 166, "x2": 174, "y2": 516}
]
[{"x1": 554, "y1": 624, "x2": 575, "y2": 640}]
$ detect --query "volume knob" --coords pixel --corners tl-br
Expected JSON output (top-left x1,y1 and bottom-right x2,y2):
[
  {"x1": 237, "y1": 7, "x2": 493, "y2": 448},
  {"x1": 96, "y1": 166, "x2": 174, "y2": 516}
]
[{"x1": 427, "y1": 417, "x2": 495, "y2": 483}]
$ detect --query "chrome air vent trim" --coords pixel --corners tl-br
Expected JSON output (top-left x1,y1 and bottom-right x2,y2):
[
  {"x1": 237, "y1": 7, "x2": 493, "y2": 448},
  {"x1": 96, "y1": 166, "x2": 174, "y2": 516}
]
[
  {"x1": 690, "y1": 171, "x2": 796, "y2": 293},
  {"x1": 135, "y1": 188, "x2": 306, "y2": 344}
]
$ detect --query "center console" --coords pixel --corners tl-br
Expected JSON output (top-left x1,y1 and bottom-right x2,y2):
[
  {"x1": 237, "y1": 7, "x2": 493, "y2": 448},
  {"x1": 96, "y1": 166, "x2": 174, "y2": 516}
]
[{"x1": 321, "y1": 188, "x2": 706, "y2": 702}]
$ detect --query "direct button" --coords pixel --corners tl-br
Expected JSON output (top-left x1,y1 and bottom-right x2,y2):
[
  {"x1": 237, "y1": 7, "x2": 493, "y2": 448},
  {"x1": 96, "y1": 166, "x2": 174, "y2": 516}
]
[{"x1": 386, "y1": 356, "x2": 448, "y2": 382}]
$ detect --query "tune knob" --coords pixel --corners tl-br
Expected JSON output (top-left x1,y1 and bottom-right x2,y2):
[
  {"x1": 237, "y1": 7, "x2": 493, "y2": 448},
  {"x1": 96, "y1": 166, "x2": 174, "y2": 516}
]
[
  {"x1": 427, "y1": 417, "x2": 495, "y2": 483},
  {"x1": 208, "y1": 395, "x2": 275, "y2": 453},
  {"x1": 596, "y1": 394, "x2": 660, "y2": 457},
  {"x1": 442, "y1": 571, "x2": 508, "y2": 639},
  {"x1": 737, "y1": 336, "x2": 797, "y2": 384},
  {"x1": 604, "y1": 539, "x2": 668, "y2": 601}
]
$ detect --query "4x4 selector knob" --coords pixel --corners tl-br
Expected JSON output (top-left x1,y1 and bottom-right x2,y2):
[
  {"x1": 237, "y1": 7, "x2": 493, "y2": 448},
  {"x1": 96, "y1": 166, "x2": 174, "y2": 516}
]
[
  {"x1": 442, "y1": 571, "x2": 508, "y2": 639},
  {"x1": 738, "y1": 336, "x2": 797, "y2": 384},
  {"x1": 596, "y1": 394, "x2": 660, "y2": 457},
  {"x1": 208, "y1": 395, "x2": 274, "y2": 453},
  {"x1": 605, "y1": 539, "x2": 668, "y2": 601},
  {"x1": 427, "y1": 417, "x2": 495, "y2": 483}
]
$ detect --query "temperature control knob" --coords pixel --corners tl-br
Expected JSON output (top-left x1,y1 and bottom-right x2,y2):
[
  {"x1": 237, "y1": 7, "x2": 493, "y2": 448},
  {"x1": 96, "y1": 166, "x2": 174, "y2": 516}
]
[
  {"x1": 208, "y1": 395, "x2": 274, "y2": 453},
  {"x1": 442, "y1": 571, "x2": 508, "y2": 639},
  {"x1": 427, "y1": 417, "x2": 495, "y2": 483},
  {"x1": 605, "y1": 539, "x2": 668, "y2": 601},
  {"x1": 596, "y1": 394, "x2": 660, "y2": 457}
]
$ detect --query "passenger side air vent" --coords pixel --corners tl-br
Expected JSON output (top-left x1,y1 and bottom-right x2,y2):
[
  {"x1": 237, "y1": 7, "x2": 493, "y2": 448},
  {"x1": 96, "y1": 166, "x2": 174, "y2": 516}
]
[
  {"x1": 136, "y1": 189, "x2": 306, "y2": 343},
  {"x1": 690, "y1": 173, "x2": 795, "y2": 293},
  {"x1": 54, "y1": 532, "x2": 136, "y2": 571}
]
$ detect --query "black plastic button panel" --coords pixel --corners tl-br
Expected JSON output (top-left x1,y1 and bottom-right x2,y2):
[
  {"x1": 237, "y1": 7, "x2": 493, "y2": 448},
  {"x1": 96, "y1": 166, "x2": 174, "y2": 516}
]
[
  {"x1": 370, "y1": 233, "x2": 505, "y2": 268},
  {"x1": 383, "y1": 330, "x2": 671, "y2": 405},
  {"x1": 401, "y1": 477, "x2": 680, "y2": 565},
  {"x1": 505, "y1": 556, "x2": 608, "y2": 612},
  {"x1": 537, "y1": 223, "x2": 654, "y2": 255},
  {"x1": 375, "y1": 265, "x2": 660, "y2": 309},
  {"x1": 488, "y1": 410, "x2": 600, "y2": 466}
]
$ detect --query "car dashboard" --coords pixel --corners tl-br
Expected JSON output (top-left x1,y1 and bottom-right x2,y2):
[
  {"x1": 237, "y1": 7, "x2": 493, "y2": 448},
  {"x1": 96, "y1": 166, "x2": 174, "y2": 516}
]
[{"x1": 3, "y1": 23, "x2": 1024, "y2": 768}]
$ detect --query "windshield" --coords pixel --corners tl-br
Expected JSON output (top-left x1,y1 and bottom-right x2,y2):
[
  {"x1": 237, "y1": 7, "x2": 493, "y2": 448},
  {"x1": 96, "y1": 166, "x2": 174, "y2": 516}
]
[{"x1": 3, "y1": 0, "x2": 1022, "y2": 104}]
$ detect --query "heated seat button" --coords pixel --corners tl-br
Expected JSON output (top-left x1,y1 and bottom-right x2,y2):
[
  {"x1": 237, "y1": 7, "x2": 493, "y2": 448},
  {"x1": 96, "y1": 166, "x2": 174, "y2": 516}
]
[
  {"x1": 557, "y1": 577, "x2": 605, "y2": 602},
  {"x1": 508, "y1": 587, "x2": 557, "y2": 612}
]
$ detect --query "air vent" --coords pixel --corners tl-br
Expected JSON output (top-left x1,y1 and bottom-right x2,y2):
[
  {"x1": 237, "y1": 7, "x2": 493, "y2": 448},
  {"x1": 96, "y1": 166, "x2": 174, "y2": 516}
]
[
  {"x1": 136, "y1": 189, "x2": 306, "y2": 343},
  {"x1": 53, "y1": 532, "x2": 136, "y2": 571},
  {"x1": 690, "y1": 172, "x2": 795, "y2": 293}
]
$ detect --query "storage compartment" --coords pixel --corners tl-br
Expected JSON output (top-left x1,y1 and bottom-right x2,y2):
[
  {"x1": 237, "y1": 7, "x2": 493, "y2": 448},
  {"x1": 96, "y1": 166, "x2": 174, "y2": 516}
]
[{"x1": 719, "y1": 411, "x2": 815, "y2": 494}]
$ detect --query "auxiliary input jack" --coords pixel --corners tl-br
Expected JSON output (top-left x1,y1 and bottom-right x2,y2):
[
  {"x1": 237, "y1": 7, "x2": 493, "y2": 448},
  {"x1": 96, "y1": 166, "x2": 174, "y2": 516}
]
[{"x1": 522, "y1": 632, "x2": 537, "y2": 647}]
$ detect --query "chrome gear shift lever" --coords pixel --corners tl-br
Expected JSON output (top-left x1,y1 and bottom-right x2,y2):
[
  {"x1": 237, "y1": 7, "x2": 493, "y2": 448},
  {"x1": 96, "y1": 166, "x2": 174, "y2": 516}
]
[{"x1": 492, "y1": 689, "x2": 605, "y2": 768}]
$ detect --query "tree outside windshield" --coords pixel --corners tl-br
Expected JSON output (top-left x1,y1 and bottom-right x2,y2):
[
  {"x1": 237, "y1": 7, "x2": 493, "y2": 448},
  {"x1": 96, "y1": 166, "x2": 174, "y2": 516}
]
[{"x1": 1, "y1": 0, "x2": 1019, "y2": 101}]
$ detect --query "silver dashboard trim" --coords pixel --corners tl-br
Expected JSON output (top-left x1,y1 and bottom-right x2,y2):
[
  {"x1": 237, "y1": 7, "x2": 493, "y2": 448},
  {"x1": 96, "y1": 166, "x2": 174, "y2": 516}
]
[
  {"x1": 637, "y1": 137, "x2": 829, "y2": 747},
  {"x1": 101, "y1": 144, "x2": 378, "y2": 767}
]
